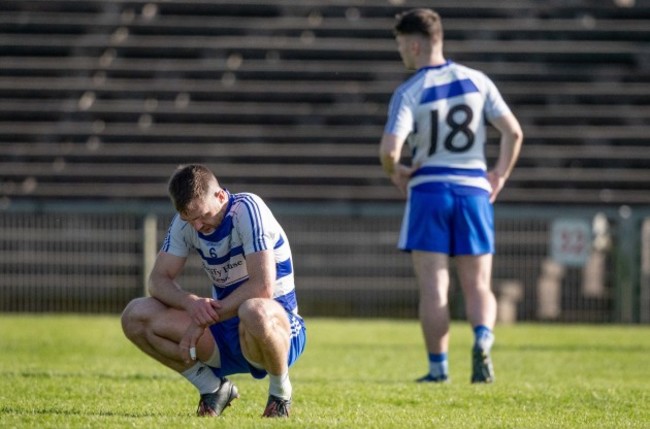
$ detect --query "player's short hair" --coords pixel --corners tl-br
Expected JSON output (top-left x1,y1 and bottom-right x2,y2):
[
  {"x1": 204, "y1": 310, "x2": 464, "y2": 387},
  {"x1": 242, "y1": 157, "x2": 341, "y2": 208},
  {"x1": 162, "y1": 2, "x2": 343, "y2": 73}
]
[
  {"x1": 394, "y1": 8, "x2": 443, "y2": 44},
  {"x1": 168, "y1": 164, "x2": 219, "y2": 214}
]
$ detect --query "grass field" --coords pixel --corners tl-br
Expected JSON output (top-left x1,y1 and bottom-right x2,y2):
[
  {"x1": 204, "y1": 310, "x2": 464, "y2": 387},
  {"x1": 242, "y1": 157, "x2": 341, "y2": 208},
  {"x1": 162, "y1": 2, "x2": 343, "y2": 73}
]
[{"x1": 0, "y1": 315, "x2": 648, "y2": 428}]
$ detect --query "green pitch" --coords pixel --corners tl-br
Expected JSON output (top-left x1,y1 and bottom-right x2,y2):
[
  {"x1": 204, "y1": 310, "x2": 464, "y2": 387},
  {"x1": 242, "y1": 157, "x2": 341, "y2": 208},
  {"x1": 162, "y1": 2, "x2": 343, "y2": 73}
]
[{"x1": 1, "y1": 315, "x2": 648, "y2": 428}]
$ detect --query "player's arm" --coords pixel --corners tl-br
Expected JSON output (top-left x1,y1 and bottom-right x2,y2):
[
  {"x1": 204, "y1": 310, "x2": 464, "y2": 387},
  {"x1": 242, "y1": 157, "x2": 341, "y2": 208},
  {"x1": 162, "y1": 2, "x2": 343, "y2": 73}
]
[
  {"x1": 487, "y1": 112, "x2": 524, "y2": 202},
  {"x1": 379, "y1": 133, "x2": 416, "y2": 196},
  {"x1": 150, "y1": 251, "x2": 221, "y2": 363},
  {"x1": 213, "y1": 249, "x2": 276, "y2": 321},
  {"x1": 149, "y1": 251, "x2": 220, "y2": 326}
]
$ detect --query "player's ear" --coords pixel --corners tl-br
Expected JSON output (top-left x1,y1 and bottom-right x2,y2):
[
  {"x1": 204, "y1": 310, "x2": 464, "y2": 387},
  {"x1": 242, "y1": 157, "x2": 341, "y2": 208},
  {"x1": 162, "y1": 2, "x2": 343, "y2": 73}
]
[
  {"x1": 413, "y1": 36, "x2": 427, "y2": 55},
  {"x1": 409, "y1": 37, "x2": 421, "y2": 55}
]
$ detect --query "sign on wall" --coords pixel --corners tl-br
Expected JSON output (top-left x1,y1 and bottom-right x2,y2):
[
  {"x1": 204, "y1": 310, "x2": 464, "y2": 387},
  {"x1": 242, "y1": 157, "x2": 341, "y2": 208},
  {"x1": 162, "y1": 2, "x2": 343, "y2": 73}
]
[{"x1": 550, "y1": 218, "x2": 592, "y2": 267}]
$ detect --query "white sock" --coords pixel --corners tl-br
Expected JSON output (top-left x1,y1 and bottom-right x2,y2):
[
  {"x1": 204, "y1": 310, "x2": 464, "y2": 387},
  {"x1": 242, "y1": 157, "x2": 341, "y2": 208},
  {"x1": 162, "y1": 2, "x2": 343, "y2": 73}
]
[
  {"x1": 474, "y1": 325, "x2": 495, "y2": 351},
  {"x1": 268, "y1": 371, "x2": 292, "y2": 400},
  {"x1": 476, "y1": 331, "x2": 495, "y2": 352},
  {"x1": 181, "y1": 362, "x2": 222, "y2": 394},
  {"x1": 429, "y1": 360, "x2": 448, "y2": 379}
]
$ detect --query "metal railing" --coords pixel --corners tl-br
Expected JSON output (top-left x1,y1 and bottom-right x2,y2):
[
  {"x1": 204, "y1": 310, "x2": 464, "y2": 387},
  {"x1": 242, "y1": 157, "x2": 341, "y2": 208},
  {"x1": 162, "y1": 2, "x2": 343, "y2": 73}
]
[{"x1": 1, "y1": 200, "x2": 648, "y2": 323}]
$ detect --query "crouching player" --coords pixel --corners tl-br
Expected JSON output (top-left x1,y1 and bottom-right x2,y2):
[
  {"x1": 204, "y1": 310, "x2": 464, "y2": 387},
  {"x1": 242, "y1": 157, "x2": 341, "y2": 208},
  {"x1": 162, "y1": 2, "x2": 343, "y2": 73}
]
[{"x1": 121, "y1": 164, "x2": 306, "y2": 417}]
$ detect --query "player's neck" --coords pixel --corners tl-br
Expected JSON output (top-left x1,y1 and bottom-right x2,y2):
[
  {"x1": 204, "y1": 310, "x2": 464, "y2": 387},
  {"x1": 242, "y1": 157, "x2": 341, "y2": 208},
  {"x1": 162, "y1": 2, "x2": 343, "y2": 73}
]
[
  {"x1": 417, "y1": 54, "x2": 446, "y2": 69},
  {"x1": 415, "y1": 44, "x2": 445, "y2": 69}
]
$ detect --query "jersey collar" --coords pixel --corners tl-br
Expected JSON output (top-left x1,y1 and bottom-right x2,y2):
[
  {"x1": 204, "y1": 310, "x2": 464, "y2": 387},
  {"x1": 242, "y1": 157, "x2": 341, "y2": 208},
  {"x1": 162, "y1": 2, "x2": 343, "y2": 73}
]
[{"x1": 417, "y1": 59, "x2": 453, "y2": 73}]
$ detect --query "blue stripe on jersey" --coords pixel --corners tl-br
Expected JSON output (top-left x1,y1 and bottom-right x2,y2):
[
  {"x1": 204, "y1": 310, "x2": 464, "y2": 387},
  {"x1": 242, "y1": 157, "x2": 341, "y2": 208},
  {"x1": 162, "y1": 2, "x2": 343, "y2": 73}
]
[
  {"x1": 419, "y1": 78, "x2": 479, "y2": 105},
  {"x1": 274, "y1": 235, "x2": 285, "y2": 249},
  {"x1": 199, "y1": 213, "x2": 233, "y2": 243},
  {"x1": 412, "y1": 166, "x2": 486, "y2": 178},
  {"x1": 276, "y1": 257, "x2": 292, "y2": 279},
  {"x1": 197, "y1": 245, "x2": 244, "y2": 265},
  {"x1": 237, "y1": 195, "x2": 264, "y2": 252},
  {"x1": 275, "y1": 290, "x2": 298, "y2": 313},
  {"x1": 213, "y1": 279, "x2": 297, "y2": 314},
  {"x1": 411, "y1": 182, "x2": 490, "y2": 196},
  {"x1": 213, "y1": 279, "x2": 246, "y2": 300}
]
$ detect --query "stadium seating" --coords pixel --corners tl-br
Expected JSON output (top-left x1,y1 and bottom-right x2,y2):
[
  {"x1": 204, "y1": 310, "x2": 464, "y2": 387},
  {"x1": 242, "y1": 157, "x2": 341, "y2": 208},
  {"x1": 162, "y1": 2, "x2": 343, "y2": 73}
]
[{"x1": 1, "y1": 0, "x2": 649, "y2": 204}]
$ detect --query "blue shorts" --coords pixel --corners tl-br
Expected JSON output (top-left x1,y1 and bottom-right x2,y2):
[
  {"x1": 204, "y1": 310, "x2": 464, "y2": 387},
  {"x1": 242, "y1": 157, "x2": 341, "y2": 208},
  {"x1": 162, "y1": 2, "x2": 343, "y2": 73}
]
[
  {"x1": 208, "y1": 310, "x2": 306, "y2": 379},
  {"x1": 398, "y1": 182, "x2": 494, "y2": 256}
]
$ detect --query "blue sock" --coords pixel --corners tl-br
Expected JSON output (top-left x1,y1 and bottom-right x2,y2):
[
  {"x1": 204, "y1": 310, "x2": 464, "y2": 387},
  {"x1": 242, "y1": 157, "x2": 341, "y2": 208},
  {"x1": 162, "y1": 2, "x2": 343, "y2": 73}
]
[
  {"x1": 428, "y1": 352, "x2": 448, "y2": 379},
  {"x1": 473, "y1": 325, "x2": 494, "y2": 351}
]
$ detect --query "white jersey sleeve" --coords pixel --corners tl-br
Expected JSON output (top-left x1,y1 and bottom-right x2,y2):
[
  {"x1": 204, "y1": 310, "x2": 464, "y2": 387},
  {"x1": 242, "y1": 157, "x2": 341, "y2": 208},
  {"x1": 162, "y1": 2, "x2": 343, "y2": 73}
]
[
  {"x1": 161, "y1": 214, "x2": 192, "y2": 258},
  {"x1": 384, "y1": 82, "x2": 417, "y2": 140}
]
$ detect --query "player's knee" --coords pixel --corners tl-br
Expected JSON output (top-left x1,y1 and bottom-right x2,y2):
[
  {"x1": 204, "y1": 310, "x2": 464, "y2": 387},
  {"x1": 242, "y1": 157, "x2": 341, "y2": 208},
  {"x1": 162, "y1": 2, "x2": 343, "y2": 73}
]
[
  {"x1": 238, "y1": 298, "x2": 268, "y2": 325},
  {"x1": 239, "y1": 298, "x2": 286, "y2": 339},
  {"x1": 120, "y1": 297, "x2": 151, "y2": 339},
  {"x1": 463, "y1": 284, "x2": 495, "y2": 305}
]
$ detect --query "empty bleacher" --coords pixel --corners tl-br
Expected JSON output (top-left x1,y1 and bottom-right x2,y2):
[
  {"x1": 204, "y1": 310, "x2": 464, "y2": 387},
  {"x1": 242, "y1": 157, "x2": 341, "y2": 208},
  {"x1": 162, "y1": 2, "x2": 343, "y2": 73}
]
[
  {"x1": 1, "y1": 0, "x2": 649, "y2": 204},
  {"x1": 2, "y1": 1, "x2": 648, "y2": 322}
]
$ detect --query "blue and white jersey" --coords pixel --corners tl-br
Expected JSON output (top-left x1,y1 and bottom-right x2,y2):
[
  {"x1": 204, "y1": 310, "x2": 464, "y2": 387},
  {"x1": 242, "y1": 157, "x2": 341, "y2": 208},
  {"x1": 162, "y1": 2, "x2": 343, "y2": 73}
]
[
  {"x1": 161, "y1": 191, "x2": 298, "y2": 314},
  {"x1": 384, "y1": 60, "x2": 512, "y2": 192}
]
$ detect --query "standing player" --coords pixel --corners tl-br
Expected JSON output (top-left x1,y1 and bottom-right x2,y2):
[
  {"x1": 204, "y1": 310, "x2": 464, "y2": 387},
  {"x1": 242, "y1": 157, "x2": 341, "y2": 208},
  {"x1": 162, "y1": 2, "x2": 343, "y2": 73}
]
[
  {"x1": 379, "y1": 9, "x2": 523, "y2": 383},
  {"x1": 121, "y1": 164, "x2": 306, "y2": 417}
]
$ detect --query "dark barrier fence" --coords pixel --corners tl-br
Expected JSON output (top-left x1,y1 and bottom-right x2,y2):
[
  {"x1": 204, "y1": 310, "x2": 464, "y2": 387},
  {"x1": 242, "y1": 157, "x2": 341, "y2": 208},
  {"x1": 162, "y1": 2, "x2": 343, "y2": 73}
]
[{"x1": 1, "y1": 201, "x2": 648, "y2": 323}]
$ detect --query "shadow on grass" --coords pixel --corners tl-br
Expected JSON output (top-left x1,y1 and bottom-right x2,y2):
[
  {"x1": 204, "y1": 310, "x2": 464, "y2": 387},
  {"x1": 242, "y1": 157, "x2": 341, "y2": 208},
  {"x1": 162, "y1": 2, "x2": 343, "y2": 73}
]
[
  {"x1": 0, "y1": 404, "x2": 172, "y2": 418},
  {"x1": 1, "y1": 370, "x2": 177, "y2": 381},
  {"x1": 499, "y1": 344, "x2": 650, "y2": 353}
]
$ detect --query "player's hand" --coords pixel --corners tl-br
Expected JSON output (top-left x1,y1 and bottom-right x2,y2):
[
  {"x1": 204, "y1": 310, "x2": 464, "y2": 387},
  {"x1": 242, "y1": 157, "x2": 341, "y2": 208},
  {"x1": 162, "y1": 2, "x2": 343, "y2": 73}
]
[
  {"x1": 487, "y1": 170, "x2": 507, "y2": 203},
  {"x1": 187, "y1": 297, "x2": 222, "y2": 326},
  {"x1": 390, "y1": 164, "x2": 418, "y2": 196},
  {"x1": 179, "y1": 322, "x2": 207, "y2": 364}
]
